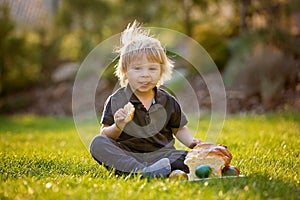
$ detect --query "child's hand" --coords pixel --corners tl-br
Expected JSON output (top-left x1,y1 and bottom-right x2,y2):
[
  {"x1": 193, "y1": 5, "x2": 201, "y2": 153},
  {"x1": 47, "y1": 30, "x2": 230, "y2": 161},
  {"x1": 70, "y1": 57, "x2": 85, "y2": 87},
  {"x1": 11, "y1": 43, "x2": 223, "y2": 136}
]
[
  {"x1": 189, "y1": 138, "x2": 202, "y2": 149},
  {"x1": 114, "y1": 108, "x2": 128, "y2": 130},
  {"x1": 114, "y1": 102, "x2": 135, "y2": 130}
]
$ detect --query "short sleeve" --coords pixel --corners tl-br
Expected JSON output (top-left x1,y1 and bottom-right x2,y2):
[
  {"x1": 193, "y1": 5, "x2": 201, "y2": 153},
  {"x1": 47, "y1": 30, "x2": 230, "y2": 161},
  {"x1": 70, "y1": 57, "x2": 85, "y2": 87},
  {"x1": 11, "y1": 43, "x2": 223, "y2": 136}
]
[
  {"x1": 169, "y1": 98, "x2": 188, "y2": 129},
  {"x1": 101, "y1": 96, "x2": 115, "y2": 126}
]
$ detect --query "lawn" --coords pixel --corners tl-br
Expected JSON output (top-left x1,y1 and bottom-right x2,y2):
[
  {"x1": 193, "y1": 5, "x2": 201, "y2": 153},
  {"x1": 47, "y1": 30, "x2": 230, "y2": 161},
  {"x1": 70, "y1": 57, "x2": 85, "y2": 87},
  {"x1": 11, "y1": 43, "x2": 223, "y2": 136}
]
[{"x1": 0, "y1": 113, "x2": 299, "y2": 199}]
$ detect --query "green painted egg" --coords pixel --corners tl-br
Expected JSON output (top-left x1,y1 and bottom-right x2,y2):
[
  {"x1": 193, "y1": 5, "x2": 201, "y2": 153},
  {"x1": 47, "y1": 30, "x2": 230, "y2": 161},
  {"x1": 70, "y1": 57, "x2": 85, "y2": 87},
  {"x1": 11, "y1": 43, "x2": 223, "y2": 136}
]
[
  {"x1": 195, "y1": 165, "x2": 212, "y2": 178},
  {"x1": 222, "y1": 166, "x2": 240, "y2": 176}
]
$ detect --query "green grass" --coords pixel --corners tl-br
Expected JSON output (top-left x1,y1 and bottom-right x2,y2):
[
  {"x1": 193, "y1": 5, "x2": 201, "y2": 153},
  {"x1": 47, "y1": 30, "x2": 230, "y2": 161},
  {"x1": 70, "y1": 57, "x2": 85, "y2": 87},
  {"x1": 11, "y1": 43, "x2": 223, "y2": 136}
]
[{"x1": 0, "y1": 113, "x2": 299, "y2": 199}]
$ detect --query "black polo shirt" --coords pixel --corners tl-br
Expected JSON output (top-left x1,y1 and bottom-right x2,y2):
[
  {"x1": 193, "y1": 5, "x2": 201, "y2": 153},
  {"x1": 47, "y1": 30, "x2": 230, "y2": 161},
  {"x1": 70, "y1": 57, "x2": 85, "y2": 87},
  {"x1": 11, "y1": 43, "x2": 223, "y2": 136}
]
[{"x1": 101, "y1": 85, "x2": 188, "y2": 152}]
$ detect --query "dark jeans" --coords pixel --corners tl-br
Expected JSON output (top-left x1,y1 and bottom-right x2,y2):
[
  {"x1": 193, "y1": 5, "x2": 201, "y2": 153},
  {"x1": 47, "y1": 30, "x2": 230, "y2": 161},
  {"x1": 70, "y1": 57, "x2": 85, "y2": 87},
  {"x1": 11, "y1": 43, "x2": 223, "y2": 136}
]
[{"x1": 90, "y1": 135, "x2": 189, "y2": 175}]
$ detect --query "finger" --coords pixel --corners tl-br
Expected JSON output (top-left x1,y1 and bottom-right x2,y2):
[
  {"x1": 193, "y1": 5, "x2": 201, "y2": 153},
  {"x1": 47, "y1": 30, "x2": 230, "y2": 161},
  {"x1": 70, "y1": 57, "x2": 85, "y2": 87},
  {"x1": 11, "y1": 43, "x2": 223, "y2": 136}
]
[
  {"x1": 115, "y1": 109, "x2": 127, "y2": 119},
  {"x1": 194, "y1": 139, "x2": 202, "y2": 144},
  {"x1": 189, "y1": 141, "x2": 198, "y2": 149}
]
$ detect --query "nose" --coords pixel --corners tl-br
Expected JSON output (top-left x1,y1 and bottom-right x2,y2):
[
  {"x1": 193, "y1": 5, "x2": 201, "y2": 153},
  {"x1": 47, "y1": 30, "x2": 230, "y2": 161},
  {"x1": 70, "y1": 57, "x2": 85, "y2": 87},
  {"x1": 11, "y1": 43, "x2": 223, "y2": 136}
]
[{"x1": 141, "y1": 68, "x2": 150, "y2": 77}]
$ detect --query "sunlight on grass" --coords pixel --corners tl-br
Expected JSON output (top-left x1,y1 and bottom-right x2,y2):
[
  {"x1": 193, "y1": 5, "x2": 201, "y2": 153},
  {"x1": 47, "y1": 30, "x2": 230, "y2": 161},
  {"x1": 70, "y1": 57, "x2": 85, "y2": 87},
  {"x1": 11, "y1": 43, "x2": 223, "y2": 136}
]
[{"x1": 0, "y1": 113, "x2": 299, "y2": 199}]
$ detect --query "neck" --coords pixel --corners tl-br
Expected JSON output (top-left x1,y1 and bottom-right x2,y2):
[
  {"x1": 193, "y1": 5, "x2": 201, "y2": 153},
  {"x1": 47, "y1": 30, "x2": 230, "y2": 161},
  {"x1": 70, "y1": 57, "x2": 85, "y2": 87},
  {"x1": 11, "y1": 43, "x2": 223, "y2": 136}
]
[
  {"x1": 134, "y1": 89, "x2": 154, "y2": 100},
  {"x1": 135, "y1": 89, "x2": 155, "y2": 110}
]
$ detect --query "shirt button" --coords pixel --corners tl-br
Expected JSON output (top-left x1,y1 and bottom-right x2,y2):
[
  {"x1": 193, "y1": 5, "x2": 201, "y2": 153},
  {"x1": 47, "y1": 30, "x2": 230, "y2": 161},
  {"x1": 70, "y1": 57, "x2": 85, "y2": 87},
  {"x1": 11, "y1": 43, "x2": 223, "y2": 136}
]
[{"x1": 145, "y1": 114, "x2": 150, "y2": 123}]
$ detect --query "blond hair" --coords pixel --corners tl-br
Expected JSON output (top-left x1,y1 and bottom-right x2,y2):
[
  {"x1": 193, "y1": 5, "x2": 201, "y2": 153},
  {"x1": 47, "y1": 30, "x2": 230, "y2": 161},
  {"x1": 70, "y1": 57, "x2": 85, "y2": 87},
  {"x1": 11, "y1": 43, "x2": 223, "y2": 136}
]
[{"x1": 115, "y1": 21, "x2": 174, "y2": 87}]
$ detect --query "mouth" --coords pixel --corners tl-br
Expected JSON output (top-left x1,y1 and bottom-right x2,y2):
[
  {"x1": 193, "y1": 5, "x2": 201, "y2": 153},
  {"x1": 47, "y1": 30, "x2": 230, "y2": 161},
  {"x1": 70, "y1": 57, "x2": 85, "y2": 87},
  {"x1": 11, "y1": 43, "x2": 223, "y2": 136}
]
[{"x1": 139, "y1": 82, "x2": 152, "y2": 87}]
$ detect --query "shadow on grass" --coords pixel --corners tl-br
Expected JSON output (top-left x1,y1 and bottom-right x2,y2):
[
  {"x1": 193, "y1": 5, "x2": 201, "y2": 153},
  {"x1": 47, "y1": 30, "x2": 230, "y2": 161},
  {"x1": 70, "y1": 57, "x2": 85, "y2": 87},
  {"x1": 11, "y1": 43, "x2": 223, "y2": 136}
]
[{"x1": 185, "y1": 173, "x2": 300, "y2": 199}]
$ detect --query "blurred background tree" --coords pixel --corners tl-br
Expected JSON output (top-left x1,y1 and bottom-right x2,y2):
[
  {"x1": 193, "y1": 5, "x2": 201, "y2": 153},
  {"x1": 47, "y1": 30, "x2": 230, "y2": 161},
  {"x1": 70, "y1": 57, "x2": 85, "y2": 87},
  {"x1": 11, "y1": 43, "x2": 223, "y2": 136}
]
[
  {"x1": 0, "y1": 3, "x2": 41, "y2": 96},
  {"x1": 224, "y1": 0, "x2": 300, "y2": 110},
  {"x1": 0, "y1": 0, "x2": 299, "y2": 114}
]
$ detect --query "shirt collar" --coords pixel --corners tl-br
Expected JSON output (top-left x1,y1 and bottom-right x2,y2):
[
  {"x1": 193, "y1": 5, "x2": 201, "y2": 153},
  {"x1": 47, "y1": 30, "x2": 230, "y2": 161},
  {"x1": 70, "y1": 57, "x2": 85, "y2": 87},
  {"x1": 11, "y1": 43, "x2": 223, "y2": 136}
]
[{"x1": 124, "y1": 85, "x2": 165, "y2": 105}]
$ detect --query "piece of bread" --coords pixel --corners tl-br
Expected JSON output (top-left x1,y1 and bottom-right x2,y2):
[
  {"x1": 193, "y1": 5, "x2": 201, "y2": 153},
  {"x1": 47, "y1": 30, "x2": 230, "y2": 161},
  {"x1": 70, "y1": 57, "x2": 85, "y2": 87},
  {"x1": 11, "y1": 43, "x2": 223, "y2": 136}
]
[
  {"x1": 184, "y1": 143, "x2": 232, "y2": 180},
  {"x1": 123, "y1": 102, "x2": 135, "y2": 123}
]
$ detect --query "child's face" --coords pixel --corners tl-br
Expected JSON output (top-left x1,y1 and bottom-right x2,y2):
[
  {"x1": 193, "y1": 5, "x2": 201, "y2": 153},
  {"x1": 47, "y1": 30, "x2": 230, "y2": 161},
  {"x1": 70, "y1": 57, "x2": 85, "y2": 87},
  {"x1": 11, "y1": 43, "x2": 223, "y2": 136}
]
[{"x1": 126, "y1": 54, "x2": 161, "y2": 95}]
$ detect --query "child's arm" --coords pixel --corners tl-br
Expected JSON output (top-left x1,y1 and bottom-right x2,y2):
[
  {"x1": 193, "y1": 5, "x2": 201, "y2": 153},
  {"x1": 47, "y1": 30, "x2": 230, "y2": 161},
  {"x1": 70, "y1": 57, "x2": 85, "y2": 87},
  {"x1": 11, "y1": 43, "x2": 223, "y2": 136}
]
[
  {"x1": 100, "y1": 108, "x2": 128, "y2": 140},
  {"x1": 100, "y1": 124, "x2": 122, "y2": 140},
  {"x1": 173, "y1": 126, "x2": 201, "y2": 148}
]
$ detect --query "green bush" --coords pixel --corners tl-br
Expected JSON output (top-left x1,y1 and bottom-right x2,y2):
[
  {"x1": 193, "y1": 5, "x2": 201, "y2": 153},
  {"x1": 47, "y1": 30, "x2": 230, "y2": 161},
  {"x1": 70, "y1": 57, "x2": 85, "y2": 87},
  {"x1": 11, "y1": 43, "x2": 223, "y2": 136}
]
[
  {"x1": 0, "y1": 4, "x2": 41, "y2": 95},
  {"x1": 193, "y1": 24, "x2": 229, "y2": 71}
]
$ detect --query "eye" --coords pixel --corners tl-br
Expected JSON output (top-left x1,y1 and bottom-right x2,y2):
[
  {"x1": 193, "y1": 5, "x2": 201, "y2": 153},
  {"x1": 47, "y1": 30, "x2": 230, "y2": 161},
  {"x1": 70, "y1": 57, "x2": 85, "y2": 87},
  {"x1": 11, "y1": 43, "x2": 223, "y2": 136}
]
[
  {"x1": 149, "y1": 65, "x2": 160, "y2": 71},
  {"x1": 149, "y1": 67, "x2": 158, "y2": 71},
  {"x1": 134, "y1": 67, "x2": 141, "y2": 71}
]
